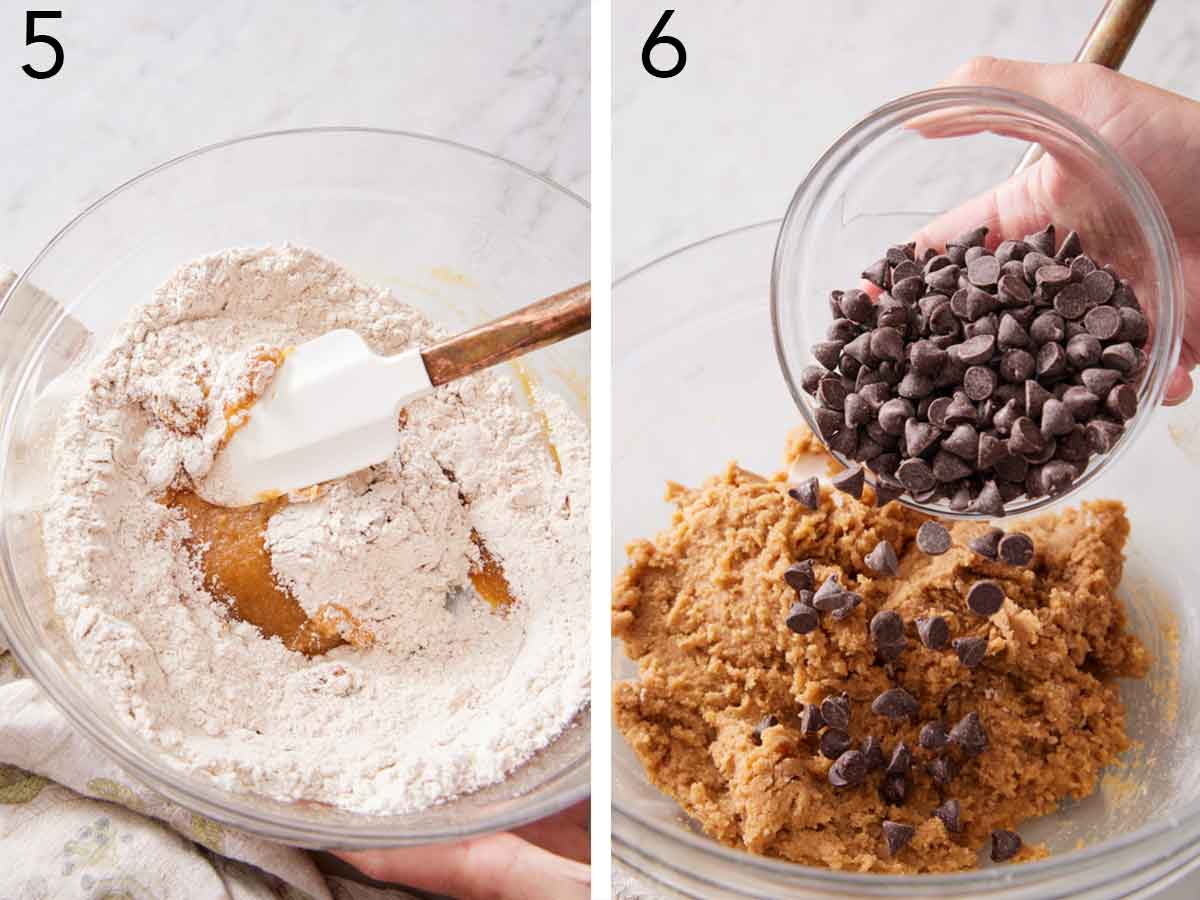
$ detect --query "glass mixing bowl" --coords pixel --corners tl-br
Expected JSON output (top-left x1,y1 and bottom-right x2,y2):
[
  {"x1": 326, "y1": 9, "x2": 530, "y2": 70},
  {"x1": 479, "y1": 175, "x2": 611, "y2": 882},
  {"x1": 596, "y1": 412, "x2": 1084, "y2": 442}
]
[
  {"x1": 613, "y1": 221, "x2": 1199, "y2": 898},
  {"x1": 772, "y1": 87, "x2": 1184, "y2": 520},
  {"x1": 0, "y1": 128, "x2": 589, "y2": 848}
]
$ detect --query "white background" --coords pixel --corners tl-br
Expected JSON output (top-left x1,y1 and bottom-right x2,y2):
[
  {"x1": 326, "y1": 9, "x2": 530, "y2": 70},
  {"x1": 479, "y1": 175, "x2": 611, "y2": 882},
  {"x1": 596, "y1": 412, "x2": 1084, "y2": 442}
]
[
  {"x1": 0, "y1": 0, "x2": 589, "y2": 274},
  {"x1": 613, "y1": 2, "x2": 1199, "y2": 897}
]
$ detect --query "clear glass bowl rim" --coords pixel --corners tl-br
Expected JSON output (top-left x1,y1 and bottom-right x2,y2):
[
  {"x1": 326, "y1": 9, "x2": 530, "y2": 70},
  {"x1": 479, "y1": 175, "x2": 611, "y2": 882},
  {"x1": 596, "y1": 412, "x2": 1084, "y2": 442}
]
[
  {"x1": 0, "y1": 126, "x2": 590, "y2": 846},
  {"x1": 613, "y1": 218, "x2": 1200, "y2": 894},
  {"x1": 770, "y1": 85, "x2": 1185, "y2": 521}
]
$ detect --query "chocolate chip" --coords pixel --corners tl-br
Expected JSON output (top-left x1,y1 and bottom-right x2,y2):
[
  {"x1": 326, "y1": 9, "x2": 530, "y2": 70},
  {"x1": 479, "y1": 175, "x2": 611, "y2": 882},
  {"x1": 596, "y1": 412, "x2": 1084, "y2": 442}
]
[
  {"x1": 999, "y1": 349, "x2": 1036, "y2": 383},
  {"x1": 897, "y1": 371, "x2": 936, "y2": 400},
  {"x1": 785, "y1": 601, "x2": 819, "y2": 635},
  {"x1": 817, "y1": 377, "x2": 848, "y2": 411},
  {"x1": 1030, "y1": 313, "x2": 1065, "y2": 346},
  {"x1": 894, "y1": 260, "x2": 921, "y2": 282},
  {"x1": 920, "y1": 720, "x2": 949, "y2": 752},
  {"x1": 813, "y1": 576, "x2": 846, "y2": 612},
  {"x1": 1118, "y1": 307, "x2": 1149, "y2": 344},
  {"x1": 1062, "y1": 385, "x2": 1100, "y2": 421},
  {"x1": 967, "y1": 580, "x2": 1004, "y2": 616},
  {"x1": 840, "y1": 289, "x2": 874, "y2": 324},
  {"x1": 1008, "y1": 417, "x2": 1045, "y2": 457},
  {"x1": 934, "y1": 799, "x2": 962, "y2": 834},
  {"x1": 862, "y1": 259, "x2": 889, "y2": 289},
  {"x1": 994, "y1": 451, "x2": 1028, "y2": 483},
  {"x1": 953, "y1": 636, "x2": 988, "y2": 668},
  {"x1": 1036, "y1": 264, "x2": 1072, "y2": 293},
  {"x1": 1082, "y1": 269, "x2": 1115, "y2": 305},
  {"x1": 1042, "y1": 459, "x2": 1076, "y2": 495},
  {"x1": 820, "y1": 728, "x2": 852, "y2": 760},
  {"x1": 1053, "y1": 282, "x2": 1088, "y2": 320},
  {"x1": 831, "y1": 591, "x2": 862, "y2": 621},
  {"x1": 832, "y1": 465, "x2": 865, "y2": 498},
  {"x1": 1035, "y1": 342, "x2": 1068, "y2": 380},
  {"x1": 871, "y1": 687, "x2": 920, "y2": 719},
  {"x1": 880, "y1": 773, "x2": 908, "y2": 806},
  {"x1": 977, "y1": 433, "x2": 1008, "y2": 471},
  {"x1": 969, "y1": 527, "x2": 1004, "y2": 559},
  {"x1": 925, "y1": 266, "x2": 960, "y2": 294},
  {"x1": 916, "y1": 615, "x2": 949, "y2": 650},
  {"x1": 927, "y1": 756, "x2": 957, "y2": 787},
  {"x1": 874, "y1": 475, "x2": 905, "y2": 507},
  {"x1": 886, "y1": 245, "x2": 910, "y2": 266},
  {"x1": 752, "y1": 714, "x2": 778, "y2": 744},
  {"x1": 950, "y1": 711, "x2": 989, "y2": 754},
  {"x1": 1055, "y1": 229, "x2": 1081, "y2": 261},
  {"x1": 813, "y1": 340, "x2": 846, "y2": 371},
  {"x1": 966, "y1": 254, "x2": 1000, "y2": 288},
  {"x1": 1083, "y1": 304, "x2": 1120, "y2": 340},
  {"x1": 827, "y1": 425, "x2": 860, "y2": 458},
  {"x1": 801, "y1": 366, "x2": 825, "y2": 395},
  {"x1": 991, "y1": 829, "x2": 1023, "y2": 862},
  {"x1": 944, "y1": 393, "x2": 978, "y2": 425},
  {"x1": 998, "y1": 273, "x2": 1031, "y2": 307},
  {"x1": 998, "y1": 532, "x2": 1034, "y2": 566},
  {"x1": 971, "y1": 480, "x2": 1005, "y2": 517},
  {"x1": 1101, "y1": 341, "x2": 1137, "y2": 374},
  {"x1": 799, "y1": 703, "x2": 824, "y2": 734},
  {"x1": 1086, "y1": 418, "x2": 1123, "y2": 453},
  {"x1": 879, "y1": 398, "x2": 914, "y2": 435},
  {"x1": 914, "y1": 521, "x2": 950, "y2": 556},
  {"x1": 1082, "y1": 367, "x2": 1121, "y2": 397},
  {"x1": 827, "y1": 318, "x2": 859, "y2": 343},
  {"x1": 828, "y1": 749, "x2": 868, "y2": 787},
  {"x1": 904, "y1": 418, "x2": 941, "y2": 457},
  {"x1": 1106, "y1": 383, "x2": 1138, "y2": 421},
  {"x1": 861, "y1": 735, "x2": 886, "y2": 770},
  {"x1": 882, "y1": 820, "x2": 915, "y2": 855},
  {"x1": 1022, "y1": 250, "x2": 1055, "y2": 282},
  {"x1": 956, "y1": 335, "x2": 996, "y2": 366},
  {"x1": 820, "y1": 692, "x2": 851, "y2": 731},
  {"x1": 942, "y1": 423, "x2": 979, "y2": 461},
  {"x1": 1040, "y1": 398, "x2": 1075, "y2": 438},
  {"x1": 1025, "y1": 224, "x2": 1056, "y2": 257},
  {"x1": 897, "y1": 458, "x2": 935, "y2": 494},
  {"x1": 788, "y1": 476, "x2": 820, "y2": 510},
  {"x1": 1071, "y1": 255, "x2": 1097, "y2": 280},
  {"x1": 886, "y1": 741, "x2": 912, "y2": 776},
  {"x1": 870, "y1": 609, "x2": 905, "y2": 645},
  {"x1": 864, "y1": 540, "x2": 899, "y2": 576},
  {"x1": 783, "y1": 559, "x2": 815, "y2": 592}
]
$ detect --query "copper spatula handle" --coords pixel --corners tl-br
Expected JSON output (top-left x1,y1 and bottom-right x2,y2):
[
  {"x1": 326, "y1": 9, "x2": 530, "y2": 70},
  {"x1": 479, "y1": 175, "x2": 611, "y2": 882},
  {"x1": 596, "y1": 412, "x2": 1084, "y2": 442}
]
[{"x1": 421, "y1": 281, "x2": 591, "y2": 387}]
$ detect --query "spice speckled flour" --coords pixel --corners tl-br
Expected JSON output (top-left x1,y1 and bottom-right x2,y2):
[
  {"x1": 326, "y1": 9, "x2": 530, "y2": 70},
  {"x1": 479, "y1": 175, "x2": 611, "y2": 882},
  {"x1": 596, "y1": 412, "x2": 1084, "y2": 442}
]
[{"x1": 42, "y1": 245, "x2": 590, "y2": 814}]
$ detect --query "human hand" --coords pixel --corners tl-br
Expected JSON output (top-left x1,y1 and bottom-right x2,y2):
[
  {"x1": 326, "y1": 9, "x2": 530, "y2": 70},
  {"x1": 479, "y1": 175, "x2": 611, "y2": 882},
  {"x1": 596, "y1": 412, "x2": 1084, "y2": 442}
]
[
  {"x1": 918, "y1": 57, "x2": 1200, "y2": 404},
  {"x1": 333, "y1": 800, "x2": 590, "y2": 900}
]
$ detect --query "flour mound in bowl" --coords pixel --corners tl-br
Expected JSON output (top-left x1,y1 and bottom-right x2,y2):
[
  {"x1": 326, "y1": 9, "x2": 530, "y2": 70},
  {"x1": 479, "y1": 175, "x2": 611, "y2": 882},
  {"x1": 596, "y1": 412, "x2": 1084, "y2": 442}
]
[{"x1": 42, "y1": 245, "x2": 590, "y2": 814}]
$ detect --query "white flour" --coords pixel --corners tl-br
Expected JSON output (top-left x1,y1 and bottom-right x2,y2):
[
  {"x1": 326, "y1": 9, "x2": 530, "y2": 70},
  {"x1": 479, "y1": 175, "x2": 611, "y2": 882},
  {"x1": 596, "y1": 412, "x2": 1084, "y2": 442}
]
[{"x1": 41, "y1": 245, "x2": 590, "y2": 814}]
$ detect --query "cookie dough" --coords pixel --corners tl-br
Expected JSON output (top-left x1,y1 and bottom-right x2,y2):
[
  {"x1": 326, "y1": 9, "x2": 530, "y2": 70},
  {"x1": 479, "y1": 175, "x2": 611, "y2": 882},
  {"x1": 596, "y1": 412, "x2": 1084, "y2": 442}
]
[{"x1": 613, "y1": 435, "x2": 1148, "y2": 873}]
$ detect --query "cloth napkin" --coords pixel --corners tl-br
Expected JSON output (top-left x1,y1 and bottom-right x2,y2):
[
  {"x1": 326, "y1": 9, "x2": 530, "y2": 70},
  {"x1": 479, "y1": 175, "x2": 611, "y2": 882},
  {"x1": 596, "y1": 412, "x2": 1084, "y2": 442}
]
[{"x1": 0, "y1": 267, "x2": 417, "y2": 900}]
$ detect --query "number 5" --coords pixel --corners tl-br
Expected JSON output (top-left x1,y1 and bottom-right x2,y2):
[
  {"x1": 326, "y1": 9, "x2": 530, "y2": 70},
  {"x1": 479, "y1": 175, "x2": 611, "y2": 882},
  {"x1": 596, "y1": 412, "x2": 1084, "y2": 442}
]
[{"x1": 23, "y1": 10, "x2": 64, "y2": 80}]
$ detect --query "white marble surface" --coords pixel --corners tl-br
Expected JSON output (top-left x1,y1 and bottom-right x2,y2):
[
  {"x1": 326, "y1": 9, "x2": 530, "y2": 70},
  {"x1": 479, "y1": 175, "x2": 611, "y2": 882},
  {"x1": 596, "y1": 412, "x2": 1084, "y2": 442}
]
[
  {"x1": 0, "y1": 0, "x2": 588, "y2": 274},
  {"x1": 614, "y1": 2, "x2": 1200, "y2": 898},
  {"x1": 614, "y1": 0, "x2": 1200, "y2": 275}
]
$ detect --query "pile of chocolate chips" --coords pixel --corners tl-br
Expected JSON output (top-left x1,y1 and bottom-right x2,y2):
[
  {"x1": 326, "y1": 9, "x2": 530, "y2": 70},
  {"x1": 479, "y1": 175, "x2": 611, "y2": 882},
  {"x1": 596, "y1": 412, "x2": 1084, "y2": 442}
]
[
  {"x1": 802, "y1": 224, "x2": 1148, "y2": 514},
  {"x1": 776, "y1": 499, "x2": 1037, "y2": 859}
]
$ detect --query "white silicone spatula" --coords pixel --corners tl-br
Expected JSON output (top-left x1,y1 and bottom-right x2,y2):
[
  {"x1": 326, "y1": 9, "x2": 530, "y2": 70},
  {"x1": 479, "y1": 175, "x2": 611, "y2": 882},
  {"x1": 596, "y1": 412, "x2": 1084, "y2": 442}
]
[{"x1": 199, "y1": 282, "x2": 590, "y2": 507}]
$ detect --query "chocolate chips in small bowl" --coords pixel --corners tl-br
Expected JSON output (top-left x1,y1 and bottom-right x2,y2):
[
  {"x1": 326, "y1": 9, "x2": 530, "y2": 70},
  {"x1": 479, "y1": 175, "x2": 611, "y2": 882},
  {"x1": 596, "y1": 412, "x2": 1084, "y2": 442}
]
[{"x1": 800, "y1": 225, "x2": 1149, "y2": 516}]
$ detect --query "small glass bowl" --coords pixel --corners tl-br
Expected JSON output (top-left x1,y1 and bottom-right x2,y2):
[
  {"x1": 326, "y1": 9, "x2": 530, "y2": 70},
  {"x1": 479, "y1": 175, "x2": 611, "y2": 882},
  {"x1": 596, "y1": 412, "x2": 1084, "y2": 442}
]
[
  {"x1": 771, "y1": 86, "x2": 1184, "y2": 519},
  {"x1": 0, "y1": 128, "x2": 589, "y2": 848}
]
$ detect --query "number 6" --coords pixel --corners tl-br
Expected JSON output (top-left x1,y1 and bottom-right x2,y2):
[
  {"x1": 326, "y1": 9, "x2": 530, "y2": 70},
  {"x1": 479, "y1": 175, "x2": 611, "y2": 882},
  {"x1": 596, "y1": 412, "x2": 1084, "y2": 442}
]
[{"x1": 642, "y1": 10, "x2": 686, "y2": 79}]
